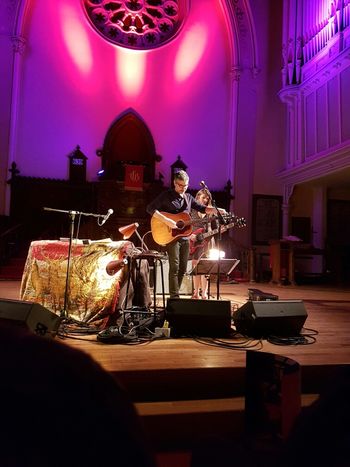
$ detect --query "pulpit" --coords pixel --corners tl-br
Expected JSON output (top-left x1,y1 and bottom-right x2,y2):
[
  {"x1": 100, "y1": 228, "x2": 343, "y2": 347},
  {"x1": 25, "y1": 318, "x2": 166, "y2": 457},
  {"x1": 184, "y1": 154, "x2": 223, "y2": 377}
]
[
  {"x1": 269, "y1": 239, "x2": 298, "y2": 285},
  {"x1": 20, "y1": 240, "x2": 133, "y2": 327}
]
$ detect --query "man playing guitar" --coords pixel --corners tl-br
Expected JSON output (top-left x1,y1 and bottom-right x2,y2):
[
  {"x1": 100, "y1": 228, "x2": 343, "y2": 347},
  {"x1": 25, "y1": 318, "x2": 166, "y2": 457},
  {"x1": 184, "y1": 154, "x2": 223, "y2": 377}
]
[{"x1": 147, "y1": 170, "x2": 224, "y2": 299}]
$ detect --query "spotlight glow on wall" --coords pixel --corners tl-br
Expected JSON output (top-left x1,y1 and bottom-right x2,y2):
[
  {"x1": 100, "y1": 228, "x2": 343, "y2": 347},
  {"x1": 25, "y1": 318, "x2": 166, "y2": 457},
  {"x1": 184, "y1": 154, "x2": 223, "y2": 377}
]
[
  {"x1": 174, "y1": 23, "x2": 208, "y2": 82},
  {"x1": 60, "y1": 5, "x2": 93, "y2": 75},
  {"x1": 116, "y1": 49, "x2": 146, "y2": 98}
]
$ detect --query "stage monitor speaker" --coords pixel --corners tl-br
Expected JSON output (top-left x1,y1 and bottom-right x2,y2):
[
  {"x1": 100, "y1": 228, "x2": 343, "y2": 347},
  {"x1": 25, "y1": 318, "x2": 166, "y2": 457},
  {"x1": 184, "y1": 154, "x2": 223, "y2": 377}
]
[
  {"x1": 232, "y1": 300, "x2": 307, "y2": 338},
  {"x1": 166, "y1": 298, "x2": 232, "y2": 337},
  {"x1": 0, "y1": 299, "x2": 61, "y2": 338}
]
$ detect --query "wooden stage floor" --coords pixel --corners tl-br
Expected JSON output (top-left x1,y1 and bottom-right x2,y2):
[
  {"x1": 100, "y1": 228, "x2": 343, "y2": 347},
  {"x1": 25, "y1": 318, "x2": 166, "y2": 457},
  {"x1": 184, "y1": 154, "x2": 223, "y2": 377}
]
[{"x1": 1, "y1": 280, "x2": 349, "y2": 396}]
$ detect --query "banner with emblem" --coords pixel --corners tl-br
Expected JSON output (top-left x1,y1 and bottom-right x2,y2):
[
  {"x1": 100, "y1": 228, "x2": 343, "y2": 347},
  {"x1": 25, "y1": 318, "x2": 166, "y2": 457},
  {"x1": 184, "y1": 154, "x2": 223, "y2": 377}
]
[{"x1": 124, "y1": 164, "x2": 144, "y2": 191}]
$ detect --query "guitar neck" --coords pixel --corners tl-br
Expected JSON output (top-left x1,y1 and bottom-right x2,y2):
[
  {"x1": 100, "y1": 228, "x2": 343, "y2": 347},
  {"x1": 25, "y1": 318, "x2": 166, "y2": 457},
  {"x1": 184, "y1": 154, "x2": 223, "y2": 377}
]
[{"x1": 201, "y1": 222, "x2": 237, "y2": 241}]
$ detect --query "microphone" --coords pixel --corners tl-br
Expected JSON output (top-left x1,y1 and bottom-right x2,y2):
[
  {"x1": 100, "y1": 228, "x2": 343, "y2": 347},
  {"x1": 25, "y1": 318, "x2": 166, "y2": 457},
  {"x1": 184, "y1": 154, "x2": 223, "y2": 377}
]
[
  {"x1": 200, "y1": 180, "x2": 208, "y2": 190},
  {"x1": 100, "y1": 209, "x2": 113, "y2": 225}
]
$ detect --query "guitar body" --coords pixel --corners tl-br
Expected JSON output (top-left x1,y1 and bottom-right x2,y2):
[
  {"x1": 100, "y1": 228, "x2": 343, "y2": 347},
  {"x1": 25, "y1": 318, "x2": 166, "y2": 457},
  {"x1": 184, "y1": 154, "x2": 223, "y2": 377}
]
[
  {"x1": 151, "y1": 212, "x2": 193, "y2": 246},
  {"x1": 189, "y1": 227, "x2": 206, "y2": 255}
]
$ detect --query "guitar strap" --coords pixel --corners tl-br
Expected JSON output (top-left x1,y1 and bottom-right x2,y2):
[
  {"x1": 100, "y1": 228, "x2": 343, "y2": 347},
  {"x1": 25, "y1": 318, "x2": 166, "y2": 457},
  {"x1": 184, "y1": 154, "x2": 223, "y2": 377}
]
[{"x1": 183, "y1": 193, "x2": 190, "y2": 212}]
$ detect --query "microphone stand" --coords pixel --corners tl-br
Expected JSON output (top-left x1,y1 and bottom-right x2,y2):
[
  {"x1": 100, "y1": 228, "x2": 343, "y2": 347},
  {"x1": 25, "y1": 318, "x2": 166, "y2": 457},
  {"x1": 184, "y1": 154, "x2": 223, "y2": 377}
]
[
  {"x1": 200, "y1": 183, "x2": 227, "y2": 300},
  {"x1": 211, "y1": 199, "x2": 226, "y2": 300},
  {"x1": 43, "y1": 207, "x2": 112, "y2": 319}
]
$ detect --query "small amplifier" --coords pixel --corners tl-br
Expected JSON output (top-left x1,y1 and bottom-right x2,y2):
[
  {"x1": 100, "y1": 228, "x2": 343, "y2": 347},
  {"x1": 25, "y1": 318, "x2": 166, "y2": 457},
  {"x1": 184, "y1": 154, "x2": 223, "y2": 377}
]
[{"x1": 248, "y1": 288, "x2": 279, "y2": 301}]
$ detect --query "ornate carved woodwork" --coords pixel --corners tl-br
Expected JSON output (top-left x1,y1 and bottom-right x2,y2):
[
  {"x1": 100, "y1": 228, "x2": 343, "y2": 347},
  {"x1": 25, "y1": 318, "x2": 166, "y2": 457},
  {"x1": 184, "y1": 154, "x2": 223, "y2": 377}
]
[{"x1": 9, "y1": 176, "x2": 232, "y2": 247}]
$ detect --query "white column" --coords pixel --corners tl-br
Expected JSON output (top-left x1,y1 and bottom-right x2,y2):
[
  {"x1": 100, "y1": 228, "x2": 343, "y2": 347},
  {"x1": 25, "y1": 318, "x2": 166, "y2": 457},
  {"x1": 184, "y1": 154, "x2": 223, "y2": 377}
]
[
  {"x1": 282, "y1": 184, "x2": 295, "y2": 237},
  {"x1": 282, "y1": 0, "x2": 290, "y2": 84},
  {"x1": 282, "y1": 203, "x2": 290, "y2": 237},
  {"x1": 227, "y1": 66, "x2": 242, "y2": 211},
  {"x1": 5, "y1": 34, "x2": 26, "y2": 214},
  {"x1": 312, "y1": 185, "x2": 327, "y2": 249}
]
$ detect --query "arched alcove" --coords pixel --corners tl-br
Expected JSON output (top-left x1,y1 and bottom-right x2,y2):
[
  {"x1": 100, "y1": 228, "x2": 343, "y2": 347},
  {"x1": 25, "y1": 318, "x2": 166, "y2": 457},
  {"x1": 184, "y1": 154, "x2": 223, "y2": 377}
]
[{"x1": 100, "y1": 110, "x2": 158, "y2": 182}]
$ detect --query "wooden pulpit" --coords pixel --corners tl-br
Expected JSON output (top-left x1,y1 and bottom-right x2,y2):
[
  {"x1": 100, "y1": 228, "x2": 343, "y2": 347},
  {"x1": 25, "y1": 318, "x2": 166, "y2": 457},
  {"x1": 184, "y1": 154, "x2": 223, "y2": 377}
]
[{"x1": 269, "y1": 239, "x2": 297, "y2": 285}]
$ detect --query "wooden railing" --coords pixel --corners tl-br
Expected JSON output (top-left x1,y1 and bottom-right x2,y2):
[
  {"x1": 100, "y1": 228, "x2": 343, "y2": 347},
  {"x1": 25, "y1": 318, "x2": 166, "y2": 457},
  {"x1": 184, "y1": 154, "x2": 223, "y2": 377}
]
[{"x1": 0, "y1": 223, "x2": 23, "y2": 266}]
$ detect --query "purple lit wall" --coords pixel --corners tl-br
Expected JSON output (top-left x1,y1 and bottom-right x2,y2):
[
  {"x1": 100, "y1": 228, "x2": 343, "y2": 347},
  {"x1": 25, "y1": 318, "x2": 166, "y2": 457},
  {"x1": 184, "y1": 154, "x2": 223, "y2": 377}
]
[{"x1": 15, "y1": 0, "x2": 232, "y2": 189}]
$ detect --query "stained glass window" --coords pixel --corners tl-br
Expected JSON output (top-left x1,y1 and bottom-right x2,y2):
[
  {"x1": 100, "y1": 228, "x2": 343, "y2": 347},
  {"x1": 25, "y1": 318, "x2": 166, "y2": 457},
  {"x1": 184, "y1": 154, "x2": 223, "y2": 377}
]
[{"x1": 82, "y1": 0, "x2": 190, "y2": 50}]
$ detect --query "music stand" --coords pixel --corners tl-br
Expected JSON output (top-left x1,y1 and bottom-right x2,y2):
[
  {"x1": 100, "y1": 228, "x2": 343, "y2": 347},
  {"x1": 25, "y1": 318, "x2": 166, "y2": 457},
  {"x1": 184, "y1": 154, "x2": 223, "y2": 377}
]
[{"x1": 191, "y1": 258, "x2": 240, "y2": 299}]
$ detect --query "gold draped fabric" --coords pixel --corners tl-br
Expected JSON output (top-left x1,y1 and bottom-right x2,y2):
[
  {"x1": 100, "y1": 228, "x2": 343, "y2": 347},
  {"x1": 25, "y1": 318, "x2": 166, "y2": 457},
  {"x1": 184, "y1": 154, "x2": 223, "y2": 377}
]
[{"x1": 20, "y1": 240, "x2": 133, "y2": 327}]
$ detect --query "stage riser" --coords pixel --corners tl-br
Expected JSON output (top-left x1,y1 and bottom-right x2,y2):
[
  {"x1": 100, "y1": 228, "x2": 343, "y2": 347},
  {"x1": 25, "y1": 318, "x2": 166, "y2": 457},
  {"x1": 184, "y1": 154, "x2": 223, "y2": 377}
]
[
  {"x1": 110, "y1": 364, "x2": 342, "y2": 404},
  {"x1": 114, "y1": 367, "x2": 246, "y2": 403},
  {"x1": 136, "y1": 395, "x2": 318, "y2": 451},
  {"x1": 138, "y1": 408, "x2": 245, "y2": 450}
]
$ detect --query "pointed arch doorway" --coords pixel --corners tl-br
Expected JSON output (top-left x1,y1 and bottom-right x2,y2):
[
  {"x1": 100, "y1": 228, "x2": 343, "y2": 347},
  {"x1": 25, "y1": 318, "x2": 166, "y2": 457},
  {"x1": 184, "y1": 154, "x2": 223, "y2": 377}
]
[{"x1": 99, "y1": 110, "x2": 159, "y2": 183}]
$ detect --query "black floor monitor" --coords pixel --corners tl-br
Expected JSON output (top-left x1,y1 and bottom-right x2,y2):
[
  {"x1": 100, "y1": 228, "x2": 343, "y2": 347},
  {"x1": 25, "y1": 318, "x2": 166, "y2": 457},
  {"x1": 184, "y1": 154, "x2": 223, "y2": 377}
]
[
  {"x1": 166, "y1": 298, "x2": 232, "y2": 337},
  {"x1": 233, "y1": 300, "x2": 308, "y2": 338}
]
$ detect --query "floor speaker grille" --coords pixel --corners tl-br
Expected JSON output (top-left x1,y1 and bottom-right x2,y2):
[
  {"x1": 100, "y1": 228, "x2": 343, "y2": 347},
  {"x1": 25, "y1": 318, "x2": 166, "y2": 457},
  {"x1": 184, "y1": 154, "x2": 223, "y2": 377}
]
[
  {"x1": 233, "y1": 300, "x2": 307, "y2": 338},
  {"x1": 166, "y1": 298, "x2": 232, "y2": 337}
]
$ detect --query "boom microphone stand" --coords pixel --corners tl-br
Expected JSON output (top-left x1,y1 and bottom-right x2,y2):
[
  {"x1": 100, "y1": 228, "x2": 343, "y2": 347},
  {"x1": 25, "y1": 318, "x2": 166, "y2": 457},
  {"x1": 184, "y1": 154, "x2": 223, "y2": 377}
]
[
  {"x1": 212, "y1": 201, "x2": 226, "y2": 300},
  {"x1": 43, "y1": 207, "x2": 113, "y2": 319}
]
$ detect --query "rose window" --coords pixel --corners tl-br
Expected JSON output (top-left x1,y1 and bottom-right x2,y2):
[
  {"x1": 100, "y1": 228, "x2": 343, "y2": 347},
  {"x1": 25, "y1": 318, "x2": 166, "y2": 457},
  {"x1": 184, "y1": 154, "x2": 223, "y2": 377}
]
[{"x1": 82, "y1": 0, "x2": 190, "y2": 50}]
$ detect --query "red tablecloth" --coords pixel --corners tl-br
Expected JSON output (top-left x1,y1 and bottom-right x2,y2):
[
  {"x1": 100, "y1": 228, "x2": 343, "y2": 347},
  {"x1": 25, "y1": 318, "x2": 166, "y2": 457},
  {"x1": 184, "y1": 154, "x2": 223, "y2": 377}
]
[{"x1": 20, "y1": 240, "x2": 133, "y2": 327}]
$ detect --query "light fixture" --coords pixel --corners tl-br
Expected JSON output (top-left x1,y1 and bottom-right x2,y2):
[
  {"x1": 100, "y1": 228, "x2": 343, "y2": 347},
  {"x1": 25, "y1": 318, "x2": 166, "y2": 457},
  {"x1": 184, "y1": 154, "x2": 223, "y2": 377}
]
[
  {"x1": 118, "y1": 222, "x2": 147, "y2": 250},
  {"x1": 119, "y1": 222, "x2": 138, "y2": 239},
  {"x1": 208, "y1": 249, "x2": 225, "y2": 260},
  {"x1": 106, "y1": 258, "x2": 128, "y2": 276}
]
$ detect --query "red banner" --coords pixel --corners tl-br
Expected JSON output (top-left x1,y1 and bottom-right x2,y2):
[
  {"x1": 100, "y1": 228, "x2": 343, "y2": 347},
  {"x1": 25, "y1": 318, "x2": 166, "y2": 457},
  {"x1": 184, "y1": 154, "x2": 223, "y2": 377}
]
[{"x1": 124, "y1": 164, "x2": 144, "y2": 191}]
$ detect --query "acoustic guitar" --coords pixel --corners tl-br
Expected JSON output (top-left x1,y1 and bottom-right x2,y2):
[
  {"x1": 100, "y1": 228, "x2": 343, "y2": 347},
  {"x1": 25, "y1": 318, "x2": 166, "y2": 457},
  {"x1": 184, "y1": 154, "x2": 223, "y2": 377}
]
[
  {"x1": 151, "y1": 211, "x2": 246, "y2": 247},
  {"x1": 151, "y1": 212, "x2": 208, "y2": 246}
]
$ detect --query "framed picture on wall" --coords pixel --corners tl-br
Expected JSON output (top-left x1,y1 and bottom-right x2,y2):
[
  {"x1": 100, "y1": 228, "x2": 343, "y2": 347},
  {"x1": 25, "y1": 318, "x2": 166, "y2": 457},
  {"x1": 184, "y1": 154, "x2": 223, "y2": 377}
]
[{"x1": 252, "y1": 195, "x2": 283, "y2": 245}]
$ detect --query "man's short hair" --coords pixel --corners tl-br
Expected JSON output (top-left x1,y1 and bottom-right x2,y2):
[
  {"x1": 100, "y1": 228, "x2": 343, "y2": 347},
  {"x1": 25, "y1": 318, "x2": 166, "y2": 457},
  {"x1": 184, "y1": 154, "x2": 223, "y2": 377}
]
[{"x1": 174, "y1": 170, "x2": 189, "y2": 183}]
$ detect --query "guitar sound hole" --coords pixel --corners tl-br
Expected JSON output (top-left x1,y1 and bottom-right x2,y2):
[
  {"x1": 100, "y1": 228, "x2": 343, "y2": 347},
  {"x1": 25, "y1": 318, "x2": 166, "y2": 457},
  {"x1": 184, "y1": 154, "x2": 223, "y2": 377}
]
[{"x1": 176, "y1": 221, "x2": 185, "y2": 230}]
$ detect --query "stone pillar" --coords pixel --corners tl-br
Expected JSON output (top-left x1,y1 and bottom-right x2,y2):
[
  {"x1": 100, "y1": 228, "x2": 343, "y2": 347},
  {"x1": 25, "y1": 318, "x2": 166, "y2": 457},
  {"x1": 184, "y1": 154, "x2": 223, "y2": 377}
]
[
  {"x1": 282, "y1": 202, "x2": 290, "y2": 238},
  {"x1": 5, "y1": 34, "x2": 27, "y2": 214},
  {"x1": 312, "y1": 185, "x2": 327, "y2": 249},
  {"x1": 282, "y1": 183, "x2": 295, "y2": 238}
]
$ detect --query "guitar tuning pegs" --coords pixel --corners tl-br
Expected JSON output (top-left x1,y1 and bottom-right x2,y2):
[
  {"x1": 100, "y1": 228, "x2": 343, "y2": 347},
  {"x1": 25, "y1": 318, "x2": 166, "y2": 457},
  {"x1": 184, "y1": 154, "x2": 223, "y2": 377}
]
[{"x1": 239, "y1": 217, "x2": 247, "y2": 227}]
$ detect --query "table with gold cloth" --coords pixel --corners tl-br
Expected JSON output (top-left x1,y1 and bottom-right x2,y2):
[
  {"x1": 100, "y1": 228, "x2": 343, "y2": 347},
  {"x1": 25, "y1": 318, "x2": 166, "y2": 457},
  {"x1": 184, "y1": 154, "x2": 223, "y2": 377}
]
[{"x1": 20, "y1": 240, "x2": 133, "y2": 327}]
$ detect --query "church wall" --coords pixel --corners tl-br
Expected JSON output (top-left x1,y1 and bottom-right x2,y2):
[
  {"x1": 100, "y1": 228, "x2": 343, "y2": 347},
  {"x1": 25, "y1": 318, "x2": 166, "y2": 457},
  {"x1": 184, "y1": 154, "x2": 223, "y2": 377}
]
[
  {"x1": 250, "y1": 0, "x2": 285, "y2": 195},
  {"x1": 11, "y1": 0, "x2": 233, "y2": 191},
  {"x1": 232, "y1": 0, "x2": 286, "y2": 250}
]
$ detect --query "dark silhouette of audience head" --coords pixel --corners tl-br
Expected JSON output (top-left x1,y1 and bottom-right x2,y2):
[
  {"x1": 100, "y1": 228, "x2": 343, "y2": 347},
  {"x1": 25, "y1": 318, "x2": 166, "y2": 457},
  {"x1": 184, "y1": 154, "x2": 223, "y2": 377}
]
[
  {"x1": 0, "y1": 321, "x2": 155, "y2": 467},
  {"x1": 191, "y1": 365, "x2": 350, "y2": 467}
]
